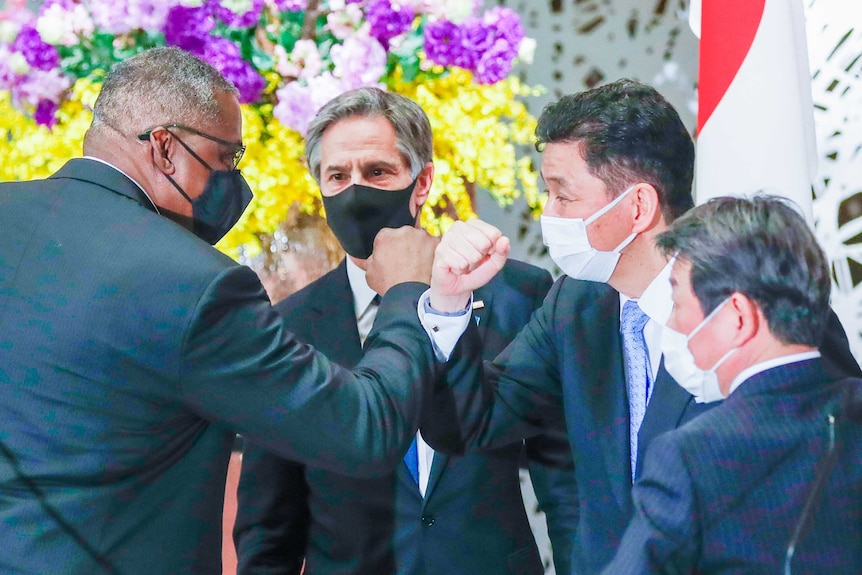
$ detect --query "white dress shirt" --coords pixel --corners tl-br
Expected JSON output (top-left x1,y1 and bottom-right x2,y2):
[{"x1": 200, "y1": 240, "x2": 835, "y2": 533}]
[{"x1": 620, "y1": 258, "x2": 676, "y2": 403}]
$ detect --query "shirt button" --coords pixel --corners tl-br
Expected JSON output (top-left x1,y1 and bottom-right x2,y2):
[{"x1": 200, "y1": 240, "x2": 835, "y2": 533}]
[{"x1": 421, "y1": 515, "x2": 435, "y2": 526}]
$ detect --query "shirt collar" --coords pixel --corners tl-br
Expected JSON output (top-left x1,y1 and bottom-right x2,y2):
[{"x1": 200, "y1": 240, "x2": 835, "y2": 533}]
[
  {"x1": 728, "y1": 350, "x2": 822, "y2": 395},
  {"x1": 345, "y1": 257, "x2": 378, "y2": 320},
  {"x1": 619, "y1": 257, "x2": 674, "y2": 324},
  {"x1": 83, "y1": 156, "x2": 161, "y2": 214}
]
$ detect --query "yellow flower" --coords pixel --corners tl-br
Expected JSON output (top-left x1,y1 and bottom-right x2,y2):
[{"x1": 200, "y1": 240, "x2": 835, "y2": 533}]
[{"x1": 2, "y1": 73, "x2": 542, "y2": 260}]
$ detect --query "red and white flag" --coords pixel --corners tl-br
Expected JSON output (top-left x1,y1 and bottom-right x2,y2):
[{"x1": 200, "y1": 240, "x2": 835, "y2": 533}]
[{"x1": 691, "y1": 0, "x2": 817, "y2": 224}]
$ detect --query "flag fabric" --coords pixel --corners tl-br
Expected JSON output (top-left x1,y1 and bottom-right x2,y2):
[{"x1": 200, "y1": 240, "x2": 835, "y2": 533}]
[{"x1": 691, "y1": 0, "x2": 817, "y2": 224}]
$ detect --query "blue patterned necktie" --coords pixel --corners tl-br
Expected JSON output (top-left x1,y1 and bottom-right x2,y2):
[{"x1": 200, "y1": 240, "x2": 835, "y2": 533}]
[
  {"x1": 404, "y1": 436, "x2": 419, "y2": 486},
  {"x1": 621, "y1": 300, "x2": 652, "y2": 481}
]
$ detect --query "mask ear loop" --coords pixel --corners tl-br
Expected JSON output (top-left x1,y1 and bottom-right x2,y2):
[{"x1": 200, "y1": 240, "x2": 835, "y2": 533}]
[
  {"x1": 161, "y1": 129, "x2": 214, "y2": 205},
  {"x1": 686, "y1": 296, "x2": 738, "y2": 372},
  {"x1": 687, "y1": 297, "x2": 732, "y2": 342},
  {"x1": 585, "y1": 185, "x2": 638, "y2": 254},
  {"x1": 584, "y1": 184, "x2": 636, "y2": 226}
]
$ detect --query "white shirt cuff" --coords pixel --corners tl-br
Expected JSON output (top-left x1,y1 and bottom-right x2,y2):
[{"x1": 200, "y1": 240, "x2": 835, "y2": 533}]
[{"x1": 416, "y1": 289, "x2": 472, "y2": 361}]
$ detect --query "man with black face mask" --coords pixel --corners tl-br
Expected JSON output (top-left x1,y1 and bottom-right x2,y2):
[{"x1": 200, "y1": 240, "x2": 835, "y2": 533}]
[
  {"x1": 0, "y1": 48, "x2": 445, "y2": 574},
  {"x1": 234, "y1": 87, "x2": 578, "y2": 575}
]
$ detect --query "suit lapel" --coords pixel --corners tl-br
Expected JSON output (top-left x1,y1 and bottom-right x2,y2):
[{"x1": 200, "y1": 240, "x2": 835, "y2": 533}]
[
  {"x1": 471, "y1": 287, "x2": 494, "y2": 336},
  {"x1": 581, "y1": 288, "x2": 632, "y2": 514},
  {"x1": 308, "y1": 261, "x2": 364, "y2": 368},
  {"x1": 422, "y1": 451, "x2": 448, "y2": 504},
  {"x1": 635, "y1": 359, "x2": 695, "y2": 478}
]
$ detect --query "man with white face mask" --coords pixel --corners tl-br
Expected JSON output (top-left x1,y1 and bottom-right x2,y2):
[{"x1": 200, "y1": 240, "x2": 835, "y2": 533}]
[
  {"x1": 413, "y1": 79, "x2": 861, "y2": 575},
  {"x1": 603, "y1": 195, "x2": 862, "y2": 573}
]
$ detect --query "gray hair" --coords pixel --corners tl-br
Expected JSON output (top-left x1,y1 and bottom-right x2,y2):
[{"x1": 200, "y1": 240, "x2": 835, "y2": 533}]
[
  {"x1": 90, "y1": 46, "x2": 239, "y2": 137},
  {"x1": 304, "y1": 87, "x2": 433, "y2": 183},
  {"x1": 656, "y1": 195, "x2": 831, "y2": 347}
]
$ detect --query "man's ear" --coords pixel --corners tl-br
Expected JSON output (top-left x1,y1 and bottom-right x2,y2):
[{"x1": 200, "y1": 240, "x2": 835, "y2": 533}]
[
  {"x1": 411, "y1": 161, "x2": 434, "y2": 218},
  {"x1": 146, "y1": 128, "x2": 176, "y2": 175},
  {"x1": 630, "y1": 183, "x2": 661, "y2": 233},
  {"x1": 726, "y1": 291, "x2": 760, "y2": 347}
]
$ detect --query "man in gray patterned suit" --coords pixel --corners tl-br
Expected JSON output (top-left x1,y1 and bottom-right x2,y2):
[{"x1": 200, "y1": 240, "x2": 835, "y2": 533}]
[{"x1": 604, "y1": 195, "x2": 862, "y2": 573}]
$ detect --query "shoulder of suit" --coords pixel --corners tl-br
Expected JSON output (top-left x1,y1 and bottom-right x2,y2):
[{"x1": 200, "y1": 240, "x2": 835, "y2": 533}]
[{"x1": 273, "y1": 262, "x2": 345, "y2": 315}]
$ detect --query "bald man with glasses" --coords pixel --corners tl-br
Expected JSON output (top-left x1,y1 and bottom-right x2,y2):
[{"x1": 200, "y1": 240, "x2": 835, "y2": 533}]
[{"x1": 0, "y1": 47, "x2": 444, "y2": 574}]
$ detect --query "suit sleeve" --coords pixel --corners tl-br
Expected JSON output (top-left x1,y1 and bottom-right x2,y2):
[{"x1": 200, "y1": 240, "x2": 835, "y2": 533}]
[
  {"x1": 422, "y1": 277, "x2": 568, "y2": 454},
  {"x1": 178, "y1": 265, "x2": 438, "y2": 477},
  {"x1": 519, "y1": 271, "x2": 579, "y2": 575},
  {"x1": 601, "y1": 433, "x2": 700, "y2": 574},
  {"x1": 233, "y1": 446, "x2": 308, "y2": 575},
  {"x1": 821, "y1": 309, "x2": 861, "y2": 378}
]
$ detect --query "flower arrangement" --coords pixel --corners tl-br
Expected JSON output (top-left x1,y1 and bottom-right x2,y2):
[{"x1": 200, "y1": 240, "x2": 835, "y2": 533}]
[{"x1": 0, "y1": 0, "x2": 542, "y2": 259}]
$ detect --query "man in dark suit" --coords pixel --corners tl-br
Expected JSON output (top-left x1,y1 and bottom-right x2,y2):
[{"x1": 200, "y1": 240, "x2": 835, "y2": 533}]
[
  {"x1": 0, "y1": 48, "x2": 443, "y2": 574},
  {"x1": 234, "y1": 87, "x2": 577, "y2": 575},
  {"x1": 602, "y1": 196, "x2": 862, "y2": 573},
  {"x1": 416, "y1": 80, "x2": 861, "y2": 574}
]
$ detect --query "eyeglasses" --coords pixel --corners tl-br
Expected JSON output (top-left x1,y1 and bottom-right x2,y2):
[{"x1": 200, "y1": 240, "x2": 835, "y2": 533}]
[{"x1": 138, "y1": 123, "x2": 246, "y2": 169}]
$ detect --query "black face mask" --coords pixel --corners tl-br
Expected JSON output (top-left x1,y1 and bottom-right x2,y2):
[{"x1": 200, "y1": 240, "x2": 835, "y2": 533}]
[
  {"x1": 321, "y1": 179, "x2": 418, "y2": 259},
  {"x1": 165, "y1": 169, "x2": 253, "y2": 245}
]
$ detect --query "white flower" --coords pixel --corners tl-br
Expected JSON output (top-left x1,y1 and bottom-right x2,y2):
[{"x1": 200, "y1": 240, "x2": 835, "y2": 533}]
[
  {"x1": 9, "y1": 52, "x2": 30, "y2": 76},
  {"x1": 420, "y1": 0, "x2": 480, "y2": 24},
  {"x1": 326, "y1": 3, "x2": 363, "y2": 40},
  {"x1": 36, "y1": 3, "x2": 94, "y2": 46},
  {"x1": 221, "y1": 0, "x2": 255, "y2": 15},
  {"x1": 0, "y1": 21, "x2": 20, "y2": 45},
  {"x1": 517, "y1": 37, "x2": 536, "y2": 65},
  {"x1": 179, "y1": 0, "x2": 206, "y2": 6},
  {"x1": 292, "y1": 39, "x2": 323, "y2": 79}
]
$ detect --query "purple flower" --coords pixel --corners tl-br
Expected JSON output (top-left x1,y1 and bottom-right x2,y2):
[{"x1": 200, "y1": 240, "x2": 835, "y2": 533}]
[
  {"x1": 34, "y1": 98, "x2": 59, "y2": 128},
  {"x1": 273, "y1": 80, "x2": 316, "y2": 135},
  {"x1": 38, "y1": 0, "x2": 76, "y2": 13},
  {"x1": 482, "y1": 6, "x2": 524, "y2": 49},
  {"x1": 331, "y1": 33, "x2": 387, "y2": 89},
  {"x1": 89, "y1": 0, "x2": 172, "y2": 35},
  {"x1": 455, "y1": 17, "x2": 493, "y2": 70},
  {"x1": 423, "y1": 19, "x2": 463, "y2": 68},
  {"x1": 164, "y1": 5, "x2": 215, "y2": 54},
  {"x1": 366, "y1": 0, "x2": 414, "y2": 49},
  {"x1": 473, "y1": 38, "x2": 515, "y2": 84},
  {"x1": 202, "y1": 37, "x2": 265, "y2": 103},
  {"x1": 273, "y1": 0, "x2": 307, "y2": 11},
  {"x1": 211, "y1": 0, "x2": 264, "y2": 29},
  {"x1": 12, "y1": 25, "x2": 60, "y2": 71}
]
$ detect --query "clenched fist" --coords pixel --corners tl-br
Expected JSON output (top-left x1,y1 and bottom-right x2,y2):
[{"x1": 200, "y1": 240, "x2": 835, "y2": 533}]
[
  {"x1": 365, "y1": 226, "x2": 440, "y2": 295},
  {"x1": 430, "y1": 219, "x2": 510, "y2": 312}
]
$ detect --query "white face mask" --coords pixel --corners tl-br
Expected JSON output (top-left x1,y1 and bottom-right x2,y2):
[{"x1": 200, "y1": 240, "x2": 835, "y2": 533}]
[
  {"x1": 540, "y1": 185, "x2": 637, "y2": 283},
  {"x1": 661, "y1": 298, "x2": 737, "y2": 403}
]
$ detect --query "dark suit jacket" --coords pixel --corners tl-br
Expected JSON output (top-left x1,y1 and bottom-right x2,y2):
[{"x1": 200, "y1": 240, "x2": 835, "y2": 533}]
[
  {"x1": 423, "y1": 277, "x2": 861, "y2": 575},
  {"x1": 0, "y1": 159, "x2": 440, "y2": 574},
  {"x1": 603, "y1": 359, "x2": 862, "y2": 574},
  {"x1": 234, "y1": 259, "x2": 578, "y2": 575}
]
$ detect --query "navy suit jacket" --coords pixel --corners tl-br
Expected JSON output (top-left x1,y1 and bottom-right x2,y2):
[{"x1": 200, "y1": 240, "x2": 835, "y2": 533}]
[
  {"x1": 235, "y1": 259, "x2": 578, "y2": 575},
  {"x1": 423, "y1": 277, "x2": 860, "y2": 575},
  {"x1": 603, "y1": 359, "x2": 862, "y2": 574},
  {"x1": 0, "y1": 160, "x2": 440, "y2": 574}
]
